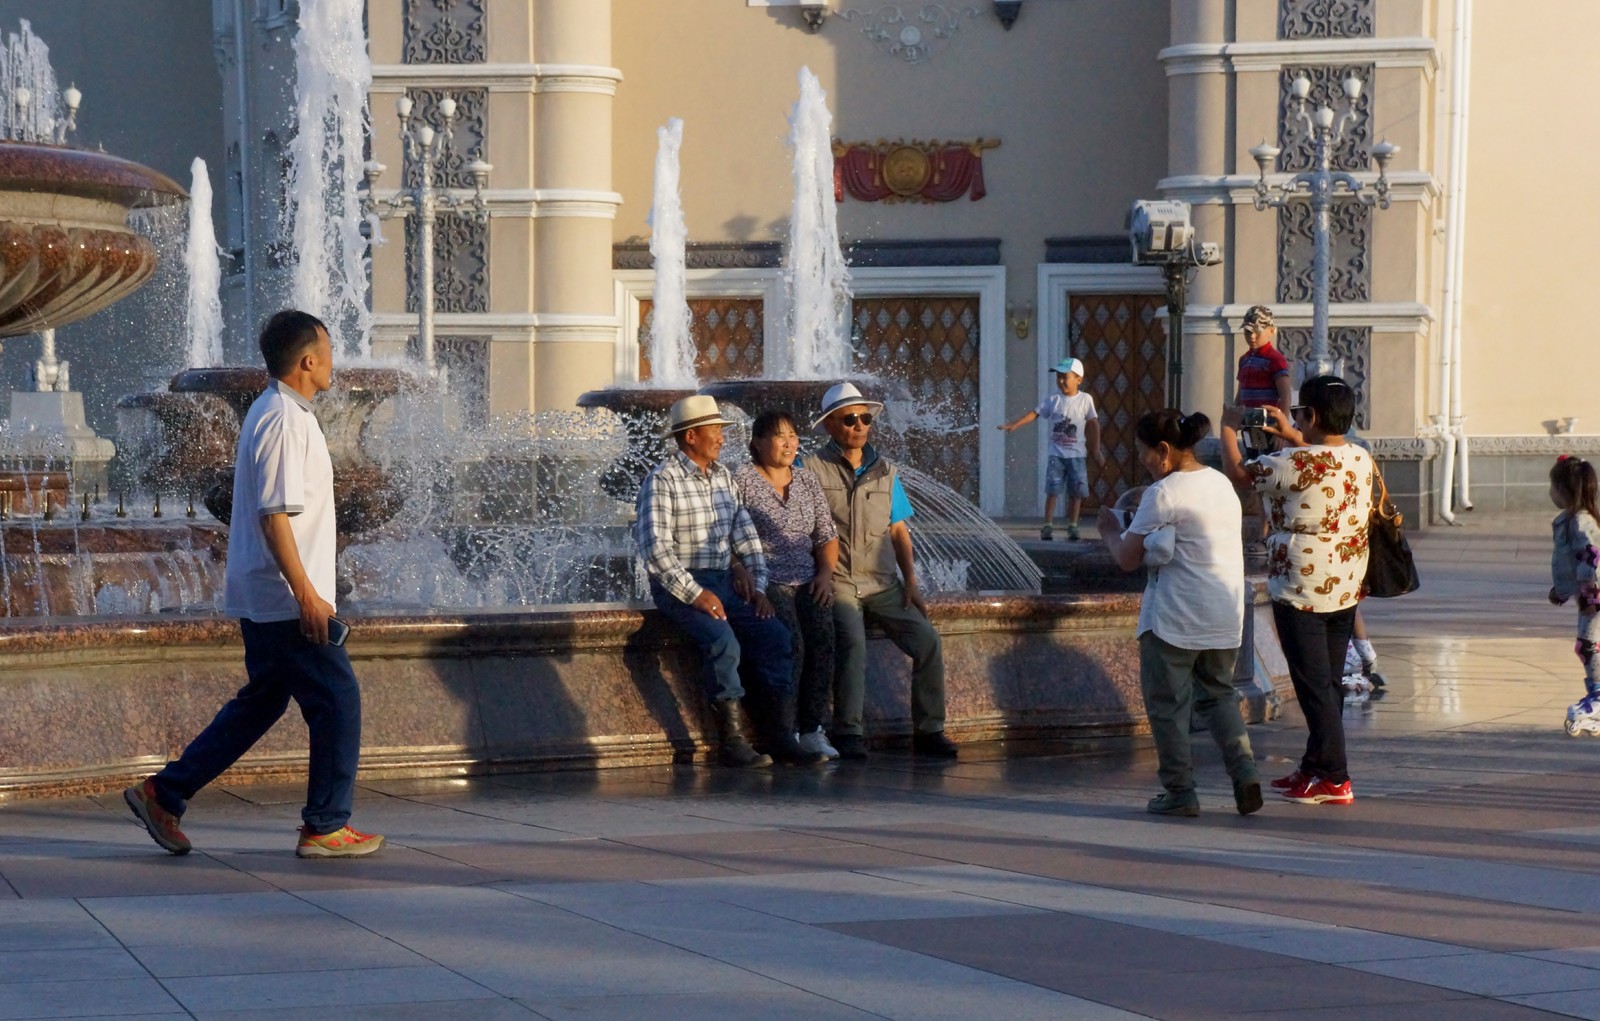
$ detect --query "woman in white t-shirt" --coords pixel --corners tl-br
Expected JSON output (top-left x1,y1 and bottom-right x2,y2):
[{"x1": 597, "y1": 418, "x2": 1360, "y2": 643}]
[
  {"x1": 1098, "y1": 409, "x2": 1261, "y2": 818},
  {"x1": 1221, "y1": 375, "x2": 1373, "y2": 808}
]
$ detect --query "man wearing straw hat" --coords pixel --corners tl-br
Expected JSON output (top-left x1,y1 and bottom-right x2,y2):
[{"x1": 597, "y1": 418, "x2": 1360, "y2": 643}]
[
  {"x1": 805, "y1": 382, "x2": 958, "y2": 760},
  {"x1": 636, "y1": 394, "x2": 796, "y2": 768}
]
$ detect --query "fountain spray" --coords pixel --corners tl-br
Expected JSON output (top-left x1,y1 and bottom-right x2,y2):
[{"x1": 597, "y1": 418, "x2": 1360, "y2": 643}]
[
  {"x1": 286, "y1": 0, "x2": 373, "y2": 359},
  {"x1": 646, "y1": 118, "x2": 696, "y2": 388},
  {"x1": 786, "y1": 68, "x2": 852, "y2": 379},
  {"x1": 184, "y1": 158, "x2": 224, "y2": 367}
]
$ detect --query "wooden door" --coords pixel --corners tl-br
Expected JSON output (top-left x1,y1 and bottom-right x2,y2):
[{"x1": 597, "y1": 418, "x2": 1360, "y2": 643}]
[
  {"x1": 1068, "y1": 293, "x2": 1165, "y2": 509},
  {"x1": 850, "y1": 295, "x2": 982, "y2": 502},
  {"x1": 638, "y1": 298, "x2": 764, "y2": 382}
]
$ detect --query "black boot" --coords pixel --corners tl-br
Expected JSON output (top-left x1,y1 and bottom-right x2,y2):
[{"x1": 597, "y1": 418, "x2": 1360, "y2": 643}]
[
  {"x1": 766, "y1": 698, "x2": 828, "y2": 765},
  {"x1": 712, "y1": 699, "x2": 772, "y2": 768}
]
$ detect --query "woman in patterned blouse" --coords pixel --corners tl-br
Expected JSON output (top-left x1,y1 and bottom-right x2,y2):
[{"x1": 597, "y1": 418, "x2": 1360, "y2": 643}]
[
  {"x1": 733, "y1": 411, "x2": 842, "y2": 760},
  {"x1": 1221, "y1": 375, "x2": 1373, "y2": 808}
]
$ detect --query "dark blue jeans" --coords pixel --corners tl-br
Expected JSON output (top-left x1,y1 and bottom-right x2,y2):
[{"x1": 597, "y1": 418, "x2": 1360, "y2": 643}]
[
  {"x1": 1272, "y1": 602, "x2": 1357, "y2": 784},
  {"x1": 152, "y1": 618, "x2": 363, "y2": 835},
  {"x1": 650, "y1": 569, "x2": 793, "y2": 704}
]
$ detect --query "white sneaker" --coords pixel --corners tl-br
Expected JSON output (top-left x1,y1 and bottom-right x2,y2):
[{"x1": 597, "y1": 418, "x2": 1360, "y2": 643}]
[{"x1": 796, "y1": 727, "x2": 839, "y2": 760}]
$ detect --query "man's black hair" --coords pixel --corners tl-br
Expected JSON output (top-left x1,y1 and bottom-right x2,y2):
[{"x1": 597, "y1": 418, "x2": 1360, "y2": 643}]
[
  {"x1": 1298, "y1": 374, "x2": 1356, "y2": 435},
  {"x1": 258, "y1": 309, "x2": 328, "y2": 378}
]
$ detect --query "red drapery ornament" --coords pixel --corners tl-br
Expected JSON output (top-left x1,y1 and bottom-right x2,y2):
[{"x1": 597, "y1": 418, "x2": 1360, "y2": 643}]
[{"x1": 832, "y1": 139, "x2": 999, "y2": 204}]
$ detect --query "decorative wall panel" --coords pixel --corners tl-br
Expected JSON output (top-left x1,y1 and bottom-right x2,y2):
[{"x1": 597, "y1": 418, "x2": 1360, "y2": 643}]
[
  {"x1": 1276, "y1": 198, "x2": 1371, "y2": 303},
  {"x1": 402, "y1": 88, "x2": 488, "y2": 189},
  {"x1": 405, "y1": 212, "x2": 489, "y2": 314},
  {"x1": 1276, "y1": 326, "x2": 1371, "y2": 429},
  {"x1": 437, "y1": 335, "x2": 489, "y2": 427},
  {"x1": 403, "y1": 0, "x2": 486, "y2": 64},
  {"x1": 1279, "y1": 0, "x2": 1375, "y2": 40},
  {"x1": 851, "y1": 295, "x2": 982, "y2": 502},
  {"x1": 637, "y1": 298, "x2": 765, "y2": 382},
  {"x1": 1277, "y1": 64, "x2": 1374, "y2": 173},
  {"x1": 1069, "y1": 294, "x2": 1165, "y2": 508}
]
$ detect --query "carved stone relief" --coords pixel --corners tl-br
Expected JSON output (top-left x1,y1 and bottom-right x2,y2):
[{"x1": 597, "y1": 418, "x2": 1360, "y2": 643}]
[
  {"x1": 402, "y1": 88, "x2": 488, "y2": 190},
  {"x1": 1277, "y1": 64, "x2": 1374, "y2": 173},
  {"x1": 1277, "y1": 198, "x2": 1371, "y2": 304},
  {"x1": 1276, "y1": 326, "x2": 1371, "y2": 428},
  {"x1": 1279, "y1": 0, "x2": 1375, "y2": 40},
  {"x1": 406, "y1": 212, "x2": 489, "y2": 314},
  {"x1": 403, "y1": 0, "x2": 486, "y2": 64},
  {"x1": 838, "y1": 4, "x2": 981, "y2": 64}
]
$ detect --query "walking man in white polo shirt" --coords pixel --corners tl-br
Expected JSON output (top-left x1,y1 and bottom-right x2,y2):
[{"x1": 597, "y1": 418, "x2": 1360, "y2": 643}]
[{"x1": 124, "y1": 310, "x2": 383, "y2": 859}]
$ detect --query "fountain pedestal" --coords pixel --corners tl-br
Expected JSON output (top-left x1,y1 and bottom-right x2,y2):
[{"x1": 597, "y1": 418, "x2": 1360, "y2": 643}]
[{"x1": 1, "y1": 389, "x2": 116, "y2": 491}]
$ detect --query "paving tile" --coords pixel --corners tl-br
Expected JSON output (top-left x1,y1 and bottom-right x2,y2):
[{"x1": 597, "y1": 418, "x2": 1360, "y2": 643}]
[
  {"x1": 655, "y1": 869, "x2": 1043, "y2": 924},
  {"x1": 523, "y1": 990, "x2": 883, "y2": 1021},
  {"x1": 0, "y1": 853, "x2": 276, "y2": 899},
  {"x1": 830, "y1": 911, "x2": 1465, "y2": 1017},
  {"x1": 1204, "y1": 925, "x2": 1470, "y2": 964},
  {"x1": 0, "y1": 918, "x2": 121, "y2": 953},
  {"x1": 417, "y1": 837, "x2": 744, "y2": 883},
  {"x1": 1351, "y1": 951, "x2": 1600, "y2": 997},
  {"x1": 0, "y1": 947, "x2": 146, "y2": 983},
  {"x1": 207, "y1": 844, "x2": 497, "y2": 891},
  {"x1": 164, "y1": 965, "x2": 501, "y2": 1013},
  {"x1": 1200, "y1": 996, "x2": 1579, "y2": 1020},
  {"x1": 0, "y1": 977, "x2": 184, "y2": 1020},
  {"x1": 80, "y1": 890, "x2": 331, "y2": 946},
  {"x1": 1520, "y1": 946, "x2": 1600, "y2": 971},
  {"x1": 197, "y1": 1002, "x2": 542, "y2": 1021},
  {"x1": 130, "y1": 932, "x2": 429, "y2": 978},
  {"x1": 1503, "y1": 989, "x2": 1600, "y2": 1020}
]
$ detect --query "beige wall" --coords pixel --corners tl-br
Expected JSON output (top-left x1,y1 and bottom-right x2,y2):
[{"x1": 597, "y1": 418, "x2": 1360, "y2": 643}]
[
  {"x1": 1459, "y1": 1, "x2": 1600, "y2": 436},
  {"x1": 612, "y1": 0, "x2": 1169, "y2": 514}
]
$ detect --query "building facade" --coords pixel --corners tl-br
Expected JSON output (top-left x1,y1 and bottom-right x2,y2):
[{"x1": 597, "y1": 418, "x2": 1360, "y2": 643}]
[{"x1": 6, "y1": 0, "x2": 1595, "y2": 521}]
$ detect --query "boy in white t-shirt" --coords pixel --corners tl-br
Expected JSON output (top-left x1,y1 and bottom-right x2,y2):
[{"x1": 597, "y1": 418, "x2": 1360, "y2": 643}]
[{"x1": 999, "y1": 357, "x2": 1106, "y2": 540}]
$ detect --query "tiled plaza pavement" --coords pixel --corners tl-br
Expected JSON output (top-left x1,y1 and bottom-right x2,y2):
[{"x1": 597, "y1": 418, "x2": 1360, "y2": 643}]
[{"x1": 4, "y1": 514, "x2": 1599, "y2": 1020}]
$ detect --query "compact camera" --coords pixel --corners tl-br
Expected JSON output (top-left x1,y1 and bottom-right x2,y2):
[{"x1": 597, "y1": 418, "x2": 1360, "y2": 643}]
[{"x1": 1240, "y1": 408, "x2": 1270, "y2": 429}]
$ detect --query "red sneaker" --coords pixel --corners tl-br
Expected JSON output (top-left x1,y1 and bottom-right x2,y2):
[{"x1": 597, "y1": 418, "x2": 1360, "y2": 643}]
[
  {"x1": 296, "y1": 825, "x2": 385, "y2": 859},
  {"x1": 1281, "y1": 775, "x2": 1354, "y2": 805},
  {"x1": 1270, "y1": 770, "x2": 1305, "y2": 790},
  {"x1": 123, "y1": 779, "x2": 191, "y2": 855}
]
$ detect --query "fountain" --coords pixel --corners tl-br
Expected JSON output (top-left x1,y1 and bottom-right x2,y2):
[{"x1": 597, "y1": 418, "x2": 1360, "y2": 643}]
[{"x1": 0, "y1": 28, "x2": 1159, "y2": 801}]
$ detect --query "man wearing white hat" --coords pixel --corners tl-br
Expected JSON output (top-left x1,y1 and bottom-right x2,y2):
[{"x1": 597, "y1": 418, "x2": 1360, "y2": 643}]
[
  {"x1": 804, "y1": 382, "x2": 957, "y2": 759},
  {"x1": 635, "y1": 395, "x2": 796, "y2": 768}
]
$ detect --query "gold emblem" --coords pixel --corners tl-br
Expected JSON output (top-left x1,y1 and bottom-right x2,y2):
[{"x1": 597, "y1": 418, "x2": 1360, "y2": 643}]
[{"x1": 882, "y1": 145, "x2": 932, "y2": 197}]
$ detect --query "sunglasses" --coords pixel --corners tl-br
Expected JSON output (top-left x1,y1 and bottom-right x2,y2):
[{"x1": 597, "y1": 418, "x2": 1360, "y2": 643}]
[
  {"x1": 1290, "y1": 405, "x2": 1309, "y2": 418},
  {"x1": 838, "y1": 412, "x2": 874, "y2": 427}
]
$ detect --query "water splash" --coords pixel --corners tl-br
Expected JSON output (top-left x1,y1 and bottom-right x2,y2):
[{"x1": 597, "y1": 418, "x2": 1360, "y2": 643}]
[
  {"x1": 646, "y1": 118, "x2": 696, "y2": 387},
  {"x1": 0, "y1": 21, "x2": 61, "y2": 142},
  {"x1": 286, "y1": 0, "x2": 373, "y2": 359},
  {"x1": 184, "y1": 158, "x2": 224, "y2": 367},
  {"x1": 786, "y1": 68, "x2": 852, "y2": 379}
]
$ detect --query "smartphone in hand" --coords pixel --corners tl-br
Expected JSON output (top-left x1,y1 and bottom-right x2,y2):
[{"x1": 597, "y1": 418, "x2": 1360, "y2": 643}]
[{"x1": 327, "y1": 616, "x2": 351, "y2": 647}]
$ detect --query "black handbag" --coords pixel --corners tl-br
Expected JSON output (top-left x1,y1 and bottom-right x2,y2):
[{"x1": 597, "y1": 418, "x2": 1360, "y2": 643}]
[{"x1": 1364, "y1": 465, "x2": 1420, "y2": 598}]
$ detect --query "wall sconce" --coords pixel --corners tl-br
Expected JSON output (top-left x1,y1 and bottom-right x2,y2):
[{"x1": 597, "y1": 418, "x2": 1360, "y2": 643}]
[
  {"x1": 1007, "y1": 299, "x2": 1033, "y2": 341},
  {"x1": 800, "y1": 2, "x2": 828, "y2": 32},
  {"x1": 994, "y1": 1, "x2": 1023, "y2": 30}
]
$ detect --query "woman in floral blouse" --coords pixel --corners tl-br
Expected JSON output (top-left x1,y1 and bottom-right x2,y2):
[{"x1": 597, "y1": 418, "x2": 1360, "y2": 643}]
[
  {"x1": 733, "y1": 411, "x2": 841, "y2": 760},
  {"x1": 1222, "y1": 375, "x2": 1373, "y2": 807}
]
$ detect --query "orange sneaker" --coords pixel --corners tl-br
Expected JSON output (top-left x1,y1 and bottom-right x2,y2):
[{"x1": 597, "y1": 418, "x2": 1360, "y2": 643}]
[
  {"x1": 295, "y1": 825, "x2": 385, "y2": 859},
  {"x1": 123, "y1": 779, "x2": 191, "y2": 855}
]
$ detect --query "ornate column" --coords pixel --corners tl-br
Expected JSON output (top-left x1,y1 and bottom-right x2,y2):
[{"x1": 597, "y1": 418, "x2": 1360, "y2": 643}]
[
  {"x1": 1161, "y1": 0, "x2": 1230, "y2": 419},
  {"x1": 530, "y1": 0, "x2": 623, "y2": 411}
]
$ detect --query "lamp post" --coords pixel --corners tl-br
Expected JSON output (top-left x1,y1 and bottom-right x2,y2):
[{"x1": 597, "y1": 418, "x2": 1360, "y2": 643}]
[
  {"x1": 1248, "y1": 72, "x2": 1397, "y2": 381},
  {"x1": 359, "y1": 94, "x2": 491, "y2": 375}
]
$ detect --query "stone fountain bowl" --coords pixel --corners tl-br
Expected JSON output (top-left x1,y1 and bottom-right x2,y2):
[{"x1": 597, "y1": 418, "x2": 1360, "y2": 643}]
[
  {"x1": 117, "y1": 366, "x2": 422, "y2": 535},
  {"x1": 0, "y1": 142, "x2": 186, "y2": 338},
  {"x1": 575, "y1": 386, "x2": 698, "y2": 503}
]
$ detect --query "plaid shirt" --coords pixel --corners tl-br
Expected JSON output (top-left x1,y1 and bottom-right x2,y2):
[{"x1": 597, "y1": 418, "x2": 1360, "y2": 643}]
[{"x1": 635, "y1": 450, "x2": 768, "y2": 605}]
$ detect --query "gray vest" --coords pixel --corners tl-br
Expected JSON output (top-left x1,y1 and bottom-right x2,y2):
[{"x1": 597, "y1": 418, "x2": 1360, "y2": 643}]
[{"x1": 805, "y1": 446, "x2": 901, "y2": 597}]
